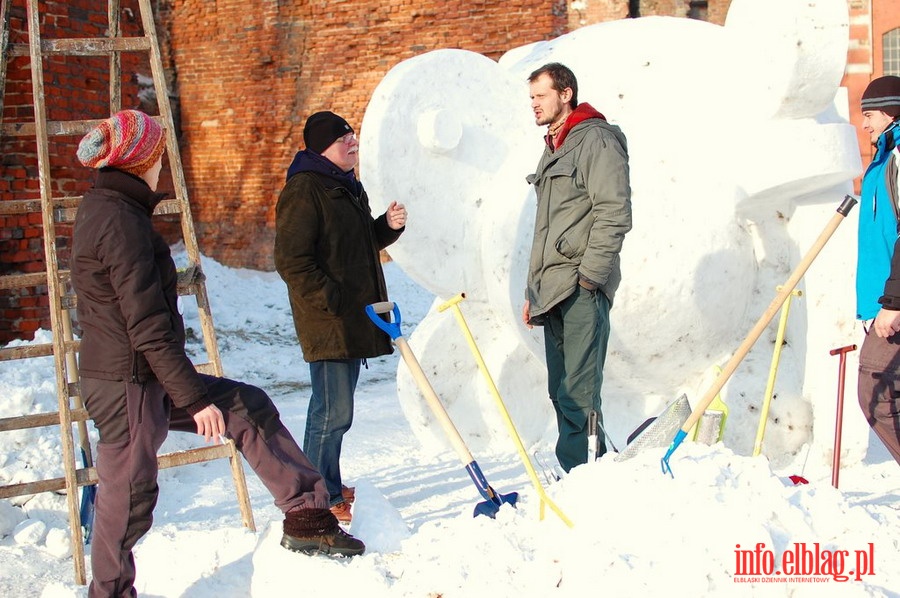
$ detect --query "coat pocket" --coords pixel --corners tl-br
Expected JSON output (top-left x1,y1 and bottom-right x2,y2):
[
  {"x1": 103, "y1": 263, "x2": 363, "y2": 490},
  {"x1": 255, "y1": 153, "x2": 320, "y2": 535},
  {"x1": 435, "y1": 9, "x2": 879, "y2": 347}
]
[
  {"x1": 555, "y1": 217, "x2": 592, "y2": 260},
  {"x1": 545, "y1": 159, "x2": 576, "y2": 180}
]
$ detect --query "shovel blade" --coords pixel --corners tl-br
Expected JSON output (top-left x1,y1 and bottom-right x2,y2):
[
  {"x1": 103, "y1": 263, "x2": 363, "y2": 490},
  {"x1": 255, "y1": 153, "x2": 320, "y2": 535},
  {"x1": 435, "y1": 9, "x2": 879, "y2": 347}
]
[
  {"x1": 473, "y1": 491, "x2": 519, "y2": 518},
  {"x1": 80, "y1": 486, "x2": 96, "y2": 531}
]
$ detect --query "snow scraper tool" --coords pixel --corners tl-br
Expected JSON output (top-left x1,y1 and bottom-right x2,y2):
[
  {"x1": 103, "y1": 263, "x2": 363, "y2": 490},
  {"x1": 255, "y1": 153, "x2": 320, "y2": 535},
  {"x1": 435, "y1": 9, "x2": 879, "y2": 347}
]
[
  {"x1": 366, "y1": 301, "x2": 518, "y2": 518},
  {"x1": 661, "y1": 195, "x2": 858, "y2": 477}
]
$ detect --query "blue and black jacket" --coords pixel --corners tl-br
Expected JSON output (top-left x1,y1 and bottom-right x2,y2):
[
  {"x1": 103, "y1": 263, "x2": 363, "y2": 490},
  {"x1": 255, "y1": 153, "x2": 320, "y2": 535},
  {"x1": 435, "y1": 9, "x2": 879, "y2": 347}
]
[{"x1": 857, "y1": 121, "x2": 900, "y2": 320}]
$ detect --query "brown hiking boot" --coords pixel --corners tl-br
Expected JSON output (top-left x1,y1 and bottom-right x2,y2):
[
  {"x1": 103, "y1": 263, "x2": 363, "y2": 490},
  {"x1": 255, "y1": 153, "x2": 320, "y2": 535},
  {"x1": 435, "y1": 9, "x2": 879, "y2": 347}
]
[
  {"x1": 281, "y1": 526, "x2": 365, "y2": 557},
  {"x1": 330, "y1": 500, "x2": 352, "y2": 523},
  {"x1": 281, "y1": 508, "x2": 364, "y2": 557},
  {"x1": 341, "y1": 485, "x2": 355, "y2": 505}
]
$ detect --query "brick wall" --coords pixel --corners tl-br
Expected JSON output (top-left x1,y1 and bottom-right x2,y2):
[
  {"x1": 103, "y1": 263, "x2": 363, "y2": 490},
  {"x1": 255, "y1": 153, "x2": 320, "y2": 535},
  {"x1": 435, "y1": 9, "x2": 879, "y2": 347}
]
[
  {"x1": 0, "y1": 0, "x2": 152, "y2": 343},
  {"x1": 161, "y1": 0, "x2": 568, "y2": 271},
  {"x1": 12, "y1": 0, "x2": 880, "y2": 344}
]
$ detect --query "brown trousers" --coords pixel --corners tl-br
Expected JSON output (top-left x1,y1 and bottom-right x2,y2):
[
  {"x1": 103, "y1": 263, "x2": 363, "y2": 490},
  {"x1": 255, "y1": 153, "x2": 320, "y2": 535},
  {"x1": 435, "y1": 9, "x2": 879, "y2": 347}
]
[
  {"x1": 857, "y1": 327, "x2": 900, "y2": 466},
  {"x1": 82, "y1": 374, "x2": 329, "y2": 598}
]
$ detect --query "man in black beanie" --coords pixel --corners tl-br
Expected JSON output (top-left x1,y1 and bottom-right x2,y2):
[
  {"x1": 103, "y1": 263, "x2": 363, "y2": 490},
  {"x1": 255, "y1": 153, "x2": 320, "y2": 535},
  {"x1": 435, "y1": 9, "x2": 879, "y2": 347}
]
[
  {"x1": 854, "y1": 75, "x2": 900, "y2": 466},
  {"x1": 274, "y1": 112, "x2": 408, "y2": 521}
]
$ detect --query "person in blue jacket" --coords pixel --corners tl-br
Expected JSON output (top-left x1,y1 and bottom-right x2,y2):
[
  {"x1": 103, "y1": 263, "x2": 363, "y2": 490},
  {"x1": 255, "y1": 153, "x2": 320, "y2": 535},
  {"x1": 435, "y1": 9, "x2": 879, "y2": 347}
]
[{"x1": 856, "y1": 75, "x2": 900, "y2": 465}]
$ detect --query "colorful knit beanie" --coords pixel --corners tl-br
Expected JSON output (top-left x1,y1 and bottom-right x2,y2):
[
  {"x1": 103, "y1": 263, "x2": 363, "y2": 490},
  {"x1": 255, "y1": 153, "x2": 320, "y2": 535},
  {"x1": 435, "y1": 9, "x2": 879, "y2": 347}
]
[
  {"x1": 861, "y1": 76, "x2": 900, "y2": 119},
  {"x1": 76, "y1": 110, "x2": 166, "y2": 176},
  {"x1": 303, "y1": 111, "x2": 353, "y2": 153}
]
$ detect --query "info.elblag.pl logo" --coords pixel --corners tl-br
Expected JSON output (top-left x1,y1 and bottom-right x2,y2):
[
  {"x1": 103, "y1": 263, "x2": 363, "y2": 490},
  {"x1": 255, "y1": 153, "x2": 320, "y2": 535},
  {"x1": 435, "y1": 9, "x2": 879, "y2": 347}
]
[{"x1": 733, "y1": 542, "x2": 876, "y2": 583}]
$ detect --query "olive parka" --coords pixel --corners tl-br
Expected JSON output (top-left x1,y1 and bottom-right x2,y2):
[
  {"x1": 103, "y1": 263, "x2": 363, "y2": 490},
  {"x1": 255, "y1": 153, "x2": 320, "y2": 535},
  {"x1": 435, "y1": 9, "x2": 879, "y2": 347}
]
[
  {"x1": 274, "y1": 151, "x2": 403, "y2": 362},
  {"x1": 525, "y1": 107, "x2": 632, "y2": 324}
]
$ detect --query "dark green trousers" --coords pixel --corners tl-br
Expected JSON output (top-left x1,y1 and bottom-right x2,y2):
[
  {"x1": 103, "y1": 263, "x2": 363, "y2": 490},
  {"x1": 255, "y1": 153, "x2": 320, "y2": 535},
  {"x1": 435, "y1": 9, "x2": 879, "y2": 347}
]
[{"x1": 543, "y1": 286, "x2": 611, "y2": 472}]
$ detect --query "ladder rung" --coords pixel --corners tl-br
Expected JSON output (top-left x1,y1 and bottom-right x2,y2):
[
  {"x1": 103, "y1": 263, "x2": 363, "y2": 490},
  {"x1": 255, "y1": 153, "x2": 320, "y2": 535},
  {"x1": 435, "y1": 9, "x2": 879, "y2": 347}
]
[
  {"x1": 6, "y1": 36, "x2": 151, "y2": 57},
  {"x1": 0, "y1": 444, "x2": 234, "y2": 500},
  {"x1": 0, "y1": 269, "x2": 71, "y2": 290},
  {"x1": 0, "y1": 466, "x2": 98, "y2": 499},
  {"x1": 158, "y1": 444, "x2": 234, "y2": 468},
  {"x1": 1, "y1": 115, "x2": 164, "y2": 138},
  {"x1": 0, "y1": 196, "x2": 80, "y2": 215},
  {"x1": 1, "y1": 268, "x2": 189, "y2": 300},
  {"x1": 0, "y1": 196, "x2": 175, "y2": 221},
  {"x1": 154, "y1": 199, "x2": 183, "y2": 215},
  {"x1": 194, "y1": 362, "x2": 217, "y2": 375},
  {"x1": 0, "y1": 339, "x2": 79, "y2": 361},
  {"x1": 0, "y1": 272, "x2": 48, "y2": 290},
  {"x1": 0, "y1": 408, "x2": 90, "y2": 433},
  {"x1": 55, "y1": 207, "x2": 78, "y2": 223},
  {"x1": 176, "y1": 264, "x2": 203, "y2": 296}
]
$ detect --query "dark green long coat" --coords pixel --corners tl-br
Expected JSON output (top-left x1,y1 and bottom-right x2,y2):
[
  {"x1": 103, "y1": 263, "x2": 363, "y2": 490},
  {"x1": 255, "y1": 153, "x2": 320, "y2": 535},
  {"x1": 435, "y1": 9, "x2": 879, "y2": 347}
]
[{"x1": 274, "y1": 171, "x2": 402, "y2": 362}]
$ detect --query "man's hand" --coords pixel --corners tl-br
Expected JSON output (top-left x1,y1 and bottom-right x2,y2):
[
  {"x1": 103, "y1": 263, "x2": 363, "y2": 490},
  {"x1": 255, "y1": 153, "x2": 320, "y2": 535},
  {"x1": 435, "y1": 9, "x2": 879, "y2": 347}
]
[
  {"x1": 192, "y1": 404, "x2": 225, "y2": 443},
  {"x1": 386, "y1": 201, "x2": 407, "y2": 230},
  {"x1": 873, "y1": 307, "x2": 900, "y2": 338},
  {"x1": 522, "y1": 300, "x2": 532, "y2": 329}
]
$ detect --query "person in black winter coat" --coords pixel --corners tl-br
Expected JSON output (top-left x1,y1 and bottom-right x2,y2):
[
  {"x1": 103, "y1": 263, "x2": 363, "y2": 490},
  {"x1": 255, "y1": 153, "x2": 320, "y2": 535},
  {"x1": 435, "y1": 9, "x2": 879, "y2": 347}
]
[
  {"x1": 274, "y1": 111, "x2": 407, "y2": 523},
  {"x1": 71, "y1": 110, "x2": 364, "y2": 598}
]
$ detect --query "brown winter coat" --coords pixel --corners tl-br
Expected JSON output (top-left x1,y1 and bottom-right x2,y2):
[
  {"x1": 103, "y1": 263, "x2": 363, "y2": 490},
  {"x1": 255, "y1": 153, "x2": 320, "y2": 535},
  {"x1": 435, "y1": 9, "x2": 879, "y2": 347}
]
[
  {"x1": 70, "y1": 169, "x2": 208, "y2": 411},
  {"x1": 274, "y1": 169, "x2": 402, "y2": 362}
]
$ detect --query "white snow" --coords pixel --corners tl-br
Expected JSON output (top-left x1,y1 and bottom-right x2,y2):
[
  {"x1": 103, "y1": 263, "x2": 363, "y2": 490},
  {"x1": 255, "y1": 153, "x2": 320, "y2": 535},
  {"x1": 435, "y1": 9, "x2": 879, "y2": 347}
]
[{"x1": 1, "y1": 1, "x2": 898, "y2": 596}]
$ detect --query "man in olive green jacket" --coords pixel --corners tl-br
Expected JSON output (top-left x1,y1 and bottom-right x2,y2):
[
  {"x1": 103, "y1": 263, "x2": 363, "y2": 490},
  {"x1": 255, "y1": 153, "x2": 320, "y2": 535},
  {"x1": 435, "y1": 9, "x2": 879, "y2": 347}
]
[{"x1": 522, "y1": 63, "x2": 632, "y2": 473}]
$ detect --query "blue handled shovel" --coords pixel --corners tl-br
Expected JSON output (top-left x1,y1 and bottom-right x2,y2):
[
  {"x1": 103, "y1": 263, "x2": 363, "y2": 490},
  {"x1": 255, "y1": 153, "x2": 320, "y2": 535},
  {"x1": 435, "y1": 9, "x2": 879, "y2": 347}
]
[{"x1": 366, "y1": 301, "x2": 518, "y2": 518}]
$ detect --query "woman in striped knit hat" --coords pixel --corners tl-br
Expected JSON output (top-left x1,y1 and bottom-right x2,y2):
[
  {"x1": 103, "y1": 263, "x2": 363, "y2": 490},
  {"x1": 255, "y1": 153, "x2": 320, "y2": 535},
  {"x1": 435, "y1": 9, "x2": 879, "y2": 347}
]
[{"x1": 72, "y1": 110, "x2": 363, "y2": 597}]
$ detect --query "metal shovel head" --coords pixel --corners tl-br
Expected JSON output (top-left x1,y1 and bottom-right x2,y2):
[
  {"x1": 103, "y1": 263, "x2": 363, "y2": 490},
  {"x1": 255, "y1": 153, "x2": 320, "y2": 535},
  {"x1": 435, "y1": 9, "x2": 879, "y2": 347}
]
[
  {"x1": 693, "y1": 410, "x2": 725, "y2": 445},
  {"x1": 615, "y1": 394, "x2": 691, "y2": 462},
  {"x1": 79, "y1": 448, "x2": 96, "y2": 544},
  {"x1": 474, "y1": 490, "x2": 519, "y2": 518}
]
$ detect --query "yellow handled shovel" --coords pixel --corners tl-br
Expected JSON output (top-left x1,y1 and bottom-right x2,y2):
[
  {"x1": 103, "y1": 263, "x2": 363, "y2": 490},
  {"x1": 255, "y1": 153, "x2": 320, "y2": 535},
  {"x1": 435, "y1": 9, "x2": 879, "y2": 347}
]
[{"x1": 437, "y1": 293, "x2": 573, "y2": 527}]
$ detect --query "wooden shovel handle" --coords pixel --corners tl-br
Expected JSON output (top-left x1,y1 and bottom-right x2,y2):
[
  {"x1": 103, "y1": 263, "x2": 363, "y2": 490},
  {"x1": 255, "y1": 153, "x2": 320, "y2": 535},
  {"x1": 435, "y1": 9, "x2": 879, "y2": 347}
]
[{"x1": 680, "y1": 196, "x2": 857, "y2": 434}]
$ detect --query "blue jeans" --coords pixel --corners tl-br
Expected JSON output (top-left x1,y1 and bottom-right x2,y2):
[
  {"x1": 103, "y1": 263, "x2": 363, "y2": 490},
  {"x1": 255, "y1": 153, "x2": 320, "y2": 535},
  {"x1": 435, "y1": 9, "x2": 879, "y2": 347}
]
[
  {"x1": 543, "y1": 286, "x2": 611, "y2": 472},
  {"x1": 306, "y1": 359, "x2": 360, "y2": 505}
]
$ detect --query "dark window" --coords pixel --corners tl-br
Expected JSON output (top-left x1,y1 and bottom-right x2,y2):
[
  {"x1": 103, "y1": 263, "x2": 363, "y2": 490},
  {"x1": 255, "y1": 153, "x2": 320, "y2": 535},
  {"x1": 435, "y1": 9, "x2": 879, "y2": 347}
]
[
  {"x1": 885, "y1": 27, "x2": 900, "y2": 76},
  {"x1": 688, "y1": 1, "x2": 708, "y2": 21}
]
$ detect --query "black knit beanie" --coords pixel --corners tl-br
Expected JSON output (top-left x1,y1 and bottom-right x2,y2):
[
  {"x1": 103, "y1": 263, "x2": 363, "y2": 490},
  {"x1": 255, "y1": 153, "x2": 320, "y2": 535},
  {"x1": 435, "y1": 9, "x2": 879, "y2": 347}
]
[
  {"x1": 861, "y1": 76, "x2": 900, "y2": 119},
  {"x1": 303, "y1": 111, "x2": 353, "y2": 154}
]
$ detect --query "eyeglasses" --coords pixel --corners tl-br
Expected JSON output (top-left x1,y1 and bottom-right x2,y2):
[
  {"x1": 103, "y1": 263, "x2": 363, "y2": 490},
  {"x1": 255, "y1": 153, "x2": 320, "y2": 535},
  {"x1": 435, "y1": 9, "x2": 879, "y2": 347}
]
[{"x1": 337, "y1": 133, "x2": 358, "y2": 144}]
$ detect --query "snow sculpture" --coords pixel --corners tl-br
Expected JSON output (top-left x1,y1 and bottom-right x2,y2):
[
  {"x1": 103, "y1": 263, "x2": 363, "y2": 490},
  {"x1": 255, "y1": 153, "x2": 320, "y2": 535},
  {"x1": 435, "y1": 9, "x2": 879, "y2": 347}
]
[{"x1": 360, "y1": 0, "x2": 867, "y2": 469}]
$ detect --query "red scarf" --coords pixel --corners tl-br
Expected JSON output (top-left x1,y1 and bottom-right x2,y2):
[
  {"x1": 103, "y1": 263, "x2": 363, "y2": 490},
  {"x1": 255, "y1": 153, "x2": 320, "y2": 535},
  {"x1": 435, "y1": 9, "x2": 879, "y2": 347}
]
[{"x1": 546, "y1": 103, "x2": 606, "y2": 150}]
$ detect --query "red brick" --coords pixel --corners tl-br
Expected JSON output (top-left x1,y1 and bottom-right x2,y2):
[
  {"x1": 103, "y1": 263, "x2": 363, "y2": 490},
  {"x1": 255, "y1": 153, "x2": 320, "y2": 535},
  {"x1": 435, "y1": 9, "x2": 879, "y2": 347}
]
[{"x1": 2, "y1": 0, "x2": 897, "y2": 342}]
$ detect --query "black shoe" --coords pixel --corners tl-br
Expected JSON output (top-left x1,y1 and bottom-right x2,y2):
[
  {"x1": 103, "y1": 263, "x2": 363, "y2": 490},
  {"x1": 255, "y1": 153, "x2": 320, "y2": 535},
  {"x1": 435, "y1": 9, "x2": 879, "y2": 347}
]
[{"x1": 280, "y1": 526, "x2": 365, "y2": 557}]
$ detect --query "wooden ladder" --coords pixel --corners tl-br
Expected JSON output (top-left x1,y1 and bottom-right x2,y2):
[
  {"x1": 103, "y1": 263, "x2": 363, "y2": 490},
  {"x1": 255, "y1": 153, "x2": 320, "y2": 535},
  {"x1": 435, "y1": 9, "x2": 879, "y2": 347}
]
[{"x1": 0, "y1": 0, "x2": 254, "y2": 585}]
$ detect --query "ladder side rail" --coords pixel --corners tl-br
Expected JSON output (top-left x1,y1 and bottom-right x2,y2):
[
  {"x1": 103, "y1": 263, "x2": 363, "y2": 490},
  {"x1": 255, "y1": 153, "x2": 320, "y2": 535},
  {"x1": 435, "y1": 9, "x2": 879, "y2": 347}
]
[
  {"x1": 137, "y1": 0, "x2": 224, "y2": 377},
  {"x1": 62, "y1": 309, "x2": 92, "y2": 468},
  {"x1": 24, "y1": 0, "x2": 87, "y2": 584},
  {"x1": 137, "y1": 3, "x2": 253, "y2": 528},
  {"x1": 0, "y1": 0, "x2": 11, "y2": 126},
  {"x1": 108, "y1": 0, "x2": 121, "y2": 112}
]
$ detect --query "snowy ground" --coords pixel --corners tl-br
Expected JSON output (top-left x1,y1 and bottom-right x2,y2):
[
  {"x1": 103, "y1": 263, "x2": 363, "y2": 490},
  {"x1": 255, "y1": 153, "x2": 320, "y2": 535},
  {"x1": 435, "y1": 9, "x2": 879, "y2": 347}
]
[{"x1": 0, "y1": 254, "x2": 898, "y2": 597}]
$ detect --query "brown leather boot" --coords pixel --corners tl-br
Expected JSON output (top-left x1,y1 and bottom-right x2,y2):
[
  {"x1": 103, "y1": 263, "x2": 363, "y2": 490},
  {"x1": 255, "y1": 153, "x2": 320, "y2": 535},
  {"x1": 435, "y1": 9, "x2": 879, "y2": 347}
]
[
  {"x1": 330, "y1": 500, "x2": 352, "y2": 523},
  {"x1": 281, "y1": 508, "x2": 364, "y2": 557}
]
